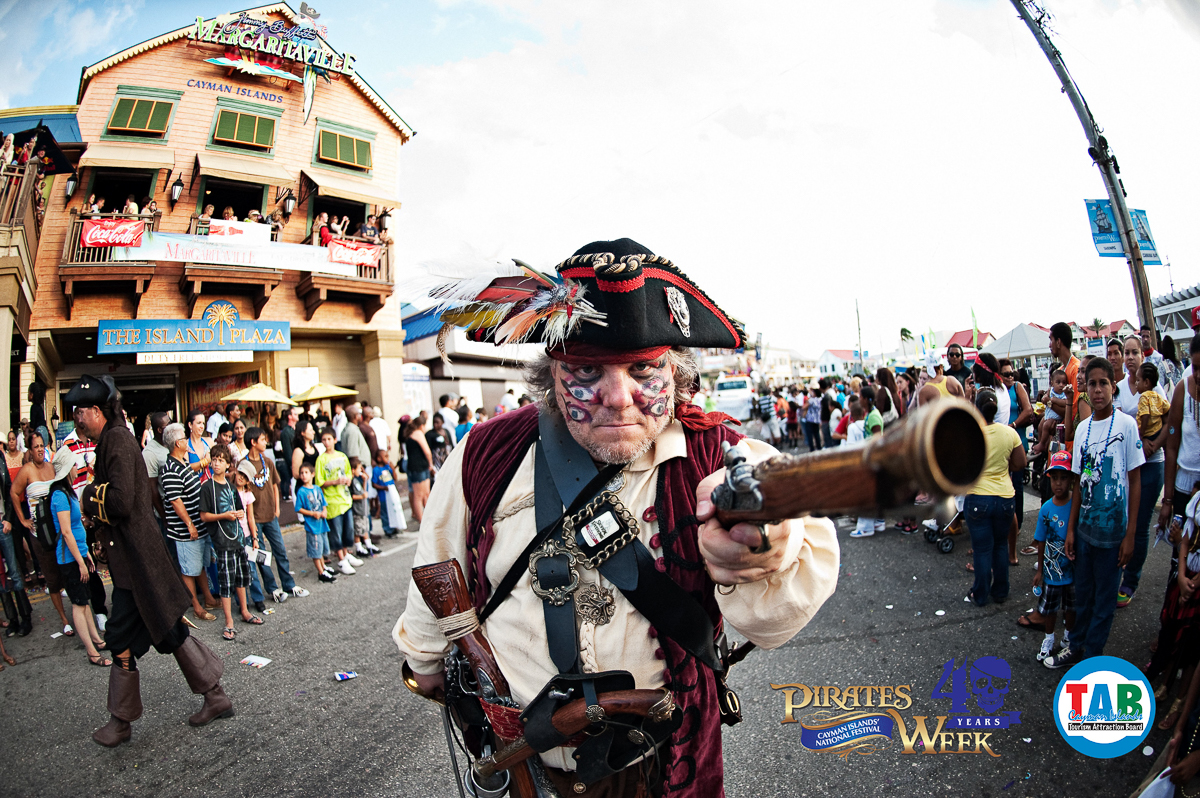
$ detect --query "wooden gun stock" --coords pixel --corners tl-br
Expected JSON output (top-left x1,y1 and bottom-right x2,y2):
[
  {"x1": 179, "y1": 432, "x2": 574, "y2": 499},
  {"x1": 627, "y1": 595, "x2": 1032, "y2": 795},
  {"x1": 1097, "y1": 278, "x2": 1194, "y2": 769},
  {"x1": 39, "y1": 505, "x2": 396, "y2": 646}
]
[
  {"x1": 715, "y1": 398, "x2": 987, "y2": 527},
  {"x1": 475, "y1": 688, "x2": 676, "y2": 781},
  {"x1": 411, "y1": 559, "x2": 510, "y2": 698},
  {"x1": 411, "y1": 559, "x2": 541, "y2": 798}
]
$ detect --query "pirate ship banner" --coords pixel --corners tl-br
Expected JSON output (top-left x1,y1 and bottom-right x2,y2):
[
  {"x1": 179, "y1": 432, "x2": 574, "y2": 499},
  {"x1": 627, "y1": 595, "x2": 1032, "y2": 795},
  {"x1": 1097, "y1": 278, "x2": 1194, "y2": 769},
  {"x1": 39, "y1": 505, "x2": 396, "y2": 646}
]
[{"x1": 97, "y1": 301, "x2": 290, "y2": 354}]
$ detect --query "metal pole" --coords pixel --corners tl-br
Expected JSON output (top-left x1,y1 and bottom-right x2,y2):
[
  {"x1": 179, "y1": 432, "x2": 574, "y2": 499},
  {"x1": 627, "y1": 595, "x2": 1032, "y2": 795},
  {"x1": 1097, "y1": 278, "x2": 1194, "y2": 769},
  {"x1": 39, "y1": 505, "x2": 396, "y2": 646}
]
[
  {"x1": 1009, "y1": 0, "x2": 1158, "y2": 347},
  {"x1": 856, "y1": 299, "x2": 864, "y2": 376}
]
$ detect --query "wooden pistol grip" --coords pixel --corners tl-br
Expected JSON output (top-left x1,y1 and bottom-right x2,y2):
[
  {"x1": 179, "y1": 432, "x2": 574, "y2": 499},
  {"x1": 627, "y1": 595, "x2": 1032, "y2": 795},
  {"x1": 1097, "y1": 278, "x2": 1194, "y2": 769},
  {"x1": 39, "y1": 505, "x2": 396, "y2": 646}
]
[{"x1": 411, "y1": 559, "x2": 510, "y2": 698}]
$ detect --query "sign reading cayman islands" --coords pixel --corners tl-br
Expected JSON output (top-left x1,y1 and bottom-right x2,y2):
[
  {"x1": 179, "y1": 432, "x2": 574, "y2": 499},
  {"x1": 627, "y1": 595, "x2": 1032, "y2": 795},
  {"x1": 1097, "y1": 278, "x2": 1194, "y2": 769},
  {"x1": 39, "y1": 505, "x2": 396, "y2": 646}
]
[{"x1": 98, "y1": 300, "x2": 290, "y2": 355}]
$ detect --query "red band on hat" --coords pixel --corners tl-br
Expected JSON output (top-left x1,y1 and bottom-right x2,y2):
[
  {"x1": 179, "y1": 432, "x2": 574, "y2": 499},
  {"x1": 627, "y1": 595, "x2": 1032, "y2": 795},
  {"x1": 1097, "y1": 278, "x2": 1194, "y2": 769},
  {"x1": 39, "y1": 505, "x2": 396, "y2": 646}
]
[
  {"x1": 546, "y1": 342, "x2": 671, "y2": 365},
  {"x1": 597, "y1": 274, "x2": 645, "y2": 293}
]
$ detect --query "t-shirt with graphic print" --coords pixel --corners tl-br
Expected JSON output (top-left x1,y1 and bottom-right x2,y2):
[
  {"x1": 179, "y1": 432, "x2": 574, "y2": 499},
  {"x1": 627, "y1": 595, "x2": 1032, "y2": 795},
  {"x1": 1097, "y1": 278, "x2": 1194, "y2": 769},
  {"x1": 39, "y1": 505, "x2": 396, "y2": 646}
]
[
  {"x1": 1034, "y1": 497, "x2": 1073, "y2": 586},
  {"x1": 1071, "y1": 411, "x2": 1145, "y2": 548}
]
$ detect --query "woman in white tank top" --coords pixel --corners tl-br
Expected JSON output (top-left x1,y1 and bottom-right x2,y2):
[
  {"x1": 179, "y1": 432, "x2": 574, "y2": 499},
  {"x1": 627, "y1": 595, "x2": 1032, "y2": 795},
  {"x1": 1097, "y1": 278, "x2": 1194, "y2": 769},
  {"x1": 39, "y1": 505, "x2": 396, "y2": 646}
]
[{"x1": 1160, "y1": 338, "x2": 1200, "y2": 532}]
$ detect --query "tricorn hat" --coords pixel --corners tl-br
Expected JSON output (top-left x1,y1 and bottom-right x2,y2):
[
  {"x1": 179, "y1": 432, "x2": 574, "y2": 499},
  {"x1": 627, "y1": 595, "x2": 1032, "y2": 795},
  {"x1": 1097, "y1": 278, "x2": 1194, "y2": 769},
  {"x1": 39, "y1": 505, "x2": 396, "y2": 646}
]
[
  {"x1": 63, "y1": 374, "x2": 116, "y2": 408},
  {"x1": 431, "y1": 238, "x2": 744, "y2": 363}
]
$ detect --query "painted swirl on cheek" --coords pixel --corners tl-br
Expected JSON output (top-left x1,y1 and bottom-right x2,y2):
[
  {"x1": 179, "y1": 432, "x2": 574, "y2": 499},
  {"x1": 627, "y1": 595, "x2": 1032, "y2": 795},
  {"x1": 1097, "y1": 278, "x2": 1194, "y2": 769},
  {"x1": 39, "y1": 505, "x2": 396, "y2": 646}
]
[
  {"x1": 633, "y1": 371, "x2": 670, "y2": 418},
  {"x1": 558, "y1": 368, "x2": 602, "y2": 424}
]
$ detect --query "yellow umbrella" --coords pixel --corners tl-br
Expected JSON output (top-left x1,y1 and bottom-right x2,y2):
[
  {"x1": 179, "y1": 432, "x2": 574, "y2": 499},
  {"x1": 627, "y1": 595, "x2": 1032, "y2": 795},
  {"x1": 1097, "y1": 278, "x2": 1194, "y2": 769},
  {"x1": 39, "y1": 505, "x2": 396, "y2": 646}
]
[
  {"x1": 290, "y1": 382, "x2": 359, "y2": 404},
  {"x1": 220, "y1": 382, "x2": 298, "y2": 406}
]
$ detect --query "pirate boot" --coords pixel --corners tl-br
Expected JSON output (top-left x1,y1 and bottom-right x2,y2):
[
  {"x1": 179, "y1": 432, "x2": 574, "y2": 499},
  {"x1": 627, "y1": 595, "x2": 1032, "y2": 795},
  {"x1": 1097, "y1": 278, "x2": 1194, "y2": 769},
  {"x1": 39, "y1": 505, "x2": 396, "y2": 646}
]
[
  {"x1": 93, "y1": 661, "x2": 142, "y2": 747},
  {"x1": 173, "y1": 636, "x2": 234, "y2": 726}
]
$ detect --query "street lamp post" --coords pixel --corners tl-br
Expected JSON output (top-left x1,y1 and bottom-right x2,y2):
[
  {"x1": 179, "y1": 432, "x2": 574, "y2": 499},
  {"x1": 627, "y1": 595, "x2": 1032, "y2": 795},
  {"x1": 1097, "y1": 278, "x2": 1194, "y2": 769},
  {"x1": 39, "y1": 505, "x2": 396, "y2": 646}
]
[{"x1": 1009, "y1": 0, "x2": 1158, "y2": 347}]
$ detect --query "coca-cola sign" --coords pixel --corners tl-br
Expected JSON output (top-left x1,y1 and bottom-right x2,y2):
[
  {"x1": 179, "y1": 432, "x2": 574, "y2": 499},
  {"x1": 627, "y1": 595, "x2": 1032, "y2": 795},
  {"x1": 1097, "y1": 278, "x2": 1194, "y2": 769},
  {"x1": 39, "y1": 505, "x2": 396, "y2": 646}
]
[
  {"x1": 81, "y1": 219, "x2": 145, "y2": 248},
  {"x1": 327, "y1": 238, "x2": 380, "y2": 267}
]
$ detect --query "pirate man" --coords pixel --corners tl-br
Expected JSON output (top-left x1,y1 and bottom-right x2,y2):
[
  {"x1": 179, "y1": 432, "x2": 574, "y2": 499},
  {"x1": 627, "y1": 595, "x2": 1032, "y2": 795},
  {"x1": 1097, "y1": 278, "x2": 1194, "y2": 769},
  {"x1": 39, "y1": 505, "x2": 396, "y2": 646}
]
[
  {"x1": 394, "y1": 239, "x2": 839, "y2": 796},
  {"x1": 66, "y1": 375, "x2": 234, "y2": 747}
]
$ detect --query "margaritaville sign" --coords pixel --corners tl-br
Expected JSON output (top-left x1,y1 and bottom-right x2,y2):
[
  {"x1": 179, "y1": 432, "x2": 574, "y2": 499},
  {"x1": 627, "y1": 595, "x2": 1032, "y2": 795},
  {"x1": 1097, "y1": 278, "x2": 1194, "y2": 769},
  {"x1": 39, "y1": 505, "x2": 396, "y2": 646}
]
[
  {"x1": 187, "y1": 12, "x2": 357, "y2": 76},
  {"x1": 97, "y1": 301, "x2": 290, "y2": 355}
]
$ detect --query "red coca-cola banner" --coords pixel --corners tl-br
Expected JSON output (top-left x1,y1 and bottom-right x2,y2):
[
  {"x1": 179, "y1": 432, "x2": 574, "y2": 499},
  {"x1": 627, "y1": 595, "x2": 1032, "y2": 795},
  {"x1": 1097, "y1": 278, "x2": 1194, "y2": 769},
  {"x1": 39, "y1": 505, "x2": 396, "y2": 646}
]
[
  {"x1": 81, "y1": 218, "x2": 146, "y2": 248},
  {"x1": 327, "y1": 238, "x2": 381, "y2": 267}
]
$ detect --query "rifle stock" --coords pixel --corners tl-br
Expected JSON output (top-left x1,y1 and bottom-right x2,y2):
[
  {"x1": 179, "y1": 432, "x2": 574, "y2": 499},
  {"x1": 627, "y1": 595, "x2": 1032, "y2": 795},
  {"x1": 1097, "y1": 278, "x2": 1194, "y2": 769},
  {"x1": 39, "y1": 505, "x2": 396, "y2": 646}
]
[{"x1": 715, "y1": 398, "x2": 987, "y2": 527}]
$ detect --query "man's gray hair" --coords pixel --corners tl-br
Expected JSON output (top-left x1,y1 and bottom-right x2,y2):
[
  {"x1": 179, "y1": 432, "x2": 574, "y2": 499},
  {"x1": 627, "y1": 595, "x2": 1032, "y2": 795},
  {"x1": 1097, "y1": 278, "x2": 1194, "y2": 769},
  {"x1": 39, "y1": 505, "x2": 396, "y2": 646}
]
[
  {"x1": 523, "y1": 346, "x2": 699, "y2": 415},
  {"x1": 162, "y1": 422, "x2": 186, "y2": 451}
]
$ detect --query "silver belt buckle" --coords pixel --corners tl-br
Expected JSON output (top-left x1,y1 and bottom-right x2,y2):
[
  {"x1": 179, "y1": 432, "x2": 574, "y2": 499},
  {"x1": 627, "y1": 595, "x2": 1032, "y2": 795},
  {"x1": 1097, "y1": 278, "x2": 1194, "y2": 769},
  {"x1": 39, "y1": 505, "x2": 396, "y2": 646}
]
[{"x1": 528, "y1": 536, "x2": 580, "y2": 607}]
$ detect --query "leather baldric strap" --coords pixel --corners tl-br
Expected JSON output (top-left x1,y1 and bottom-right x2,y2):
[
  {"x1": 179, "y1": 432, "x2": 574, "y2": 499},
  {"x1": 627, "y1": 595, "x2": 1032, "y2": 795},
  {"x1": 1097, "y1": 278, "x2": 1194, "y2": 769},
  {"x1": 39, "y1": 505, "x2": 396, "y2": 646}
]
[{"x1": 535, "y1": 411, "x2": 724, "y2": 674}]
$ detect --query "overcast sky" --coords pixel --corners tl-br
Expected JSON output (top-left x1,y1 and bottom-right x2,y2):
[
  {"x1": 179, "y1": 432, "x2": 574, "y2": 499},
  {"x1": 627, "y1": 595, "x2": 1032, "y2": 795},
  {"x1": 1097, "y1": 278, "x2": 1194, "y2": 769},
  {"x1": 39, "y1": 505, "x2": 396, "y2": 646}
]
[{"x1": 3, "y1": 0, "x2": 1199, "y2": 357}]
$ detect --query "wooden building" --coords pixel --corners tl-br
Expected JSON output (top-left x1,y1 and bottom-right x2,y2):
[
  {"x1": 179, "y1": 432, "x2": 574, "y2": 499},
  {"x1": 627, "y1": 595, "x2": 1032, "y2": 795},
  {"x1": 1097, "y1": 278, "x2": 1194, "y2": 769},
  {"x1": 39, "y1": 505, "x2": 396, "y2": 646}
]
[{"x1": 18, "y1": 3, "x2": 412, "y2": 448}]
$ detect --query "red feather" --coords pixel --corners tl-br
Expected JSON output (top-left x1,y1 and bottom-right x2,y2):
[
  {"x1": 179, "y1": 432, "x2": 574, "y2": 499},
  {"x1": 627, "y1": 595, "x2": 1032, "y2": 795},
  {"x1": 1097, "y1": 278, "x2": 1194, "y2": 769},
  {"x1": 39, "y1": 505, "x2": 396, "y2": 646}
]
[{"x1": 474, "y1": 276, "x2": 543, "y2": 303}]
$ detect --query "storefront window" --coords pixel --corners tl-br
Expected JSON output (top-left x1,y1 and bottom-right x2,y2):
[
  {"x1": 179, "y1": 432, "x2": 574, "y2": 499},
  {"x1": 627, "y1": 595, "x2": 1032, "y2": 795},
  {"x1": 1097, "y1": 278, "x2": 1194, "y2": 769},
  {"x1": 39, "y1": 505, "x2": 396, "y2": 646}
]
[{"x1": 108, "y1": 98, "x2": 173, "y2": 137}]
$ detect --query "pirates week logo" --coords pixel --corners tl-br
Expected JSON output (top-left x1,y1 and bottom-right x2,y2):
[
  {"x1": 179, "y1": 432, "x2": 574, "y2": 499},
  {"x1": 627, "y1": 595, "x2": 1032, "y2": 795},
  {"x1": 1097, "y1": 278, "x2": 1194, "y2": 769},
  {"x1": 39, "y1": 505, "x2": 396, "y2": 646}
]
[{"x1": 772, "y1": 656, "x2": 1022, "y2": 759}]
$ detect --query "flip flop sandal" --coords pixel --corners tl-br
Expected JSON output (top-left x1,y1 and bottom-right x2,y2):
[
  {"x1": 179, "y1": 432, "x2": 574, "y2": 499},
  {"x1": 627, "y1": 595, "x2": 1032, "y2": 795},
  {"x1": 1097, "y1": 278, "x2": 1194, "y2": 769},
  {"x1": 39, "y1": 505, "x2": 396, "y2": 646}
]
[
  {"x1": 222, "y1": 627, "x2": 236, "y2": 641},
  {"x1": 194, "y1": 609, "x2": 217, "y2": 622},
  {"x1": 87, "y1": 653, "x2": 112, "y2": 667},
  {"x1": 1017, "y1": 613, "x2": 1041, "y2": 628},
  {"x1": 2, "y1": 654, "x2": 14, "y2": 666},
  {"x1": 240, "y1": 615, "x2": 264, "y2": 626},
  {"x1": 1020, "y1": 546, "x2": 1038, "y2": 556}
]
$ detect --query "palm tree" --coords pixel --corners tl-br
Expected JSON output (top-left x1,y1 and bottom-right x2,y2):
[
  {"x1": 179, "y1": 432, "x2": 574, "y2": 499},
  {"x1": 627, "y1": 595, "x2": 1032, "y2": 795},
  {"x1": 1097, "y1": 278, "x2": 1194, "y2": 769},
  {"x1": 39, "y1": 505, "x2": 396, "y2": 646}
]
[
  {"x1": 205, "y1": 301, "x2": 237, "y2": 346},
  {"x1": 900, "y1": 327, "x2": 914, "y2": 360}
]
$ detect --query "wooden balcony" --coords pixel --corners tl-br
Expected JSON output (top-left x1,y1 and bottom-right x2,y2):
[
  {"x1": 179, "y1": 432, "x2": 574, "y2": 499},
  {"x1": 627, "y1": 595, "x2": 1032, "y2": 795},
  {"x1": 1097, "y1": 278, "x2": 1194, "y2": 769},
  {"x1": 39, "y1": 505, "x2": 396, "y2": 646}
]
[
  {"x1": 0, "y1": 163, "x2": 42, "y2": 336},
  {"x1": 59, "y1": 210, "x2": 160, "y2": 319},
  {"x1": 295, "y1": 234, "x2": 393, "y2": 323}
]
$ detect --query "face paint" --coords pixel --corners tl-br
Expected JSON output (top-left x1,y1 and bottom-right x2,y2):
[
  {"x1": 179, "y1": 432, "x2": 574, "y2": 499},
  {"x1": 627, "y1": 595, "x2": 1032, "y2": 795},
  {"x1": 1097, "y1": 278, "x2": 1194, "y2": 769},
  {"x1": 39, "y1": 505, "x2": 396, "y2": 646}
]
[
  {"x1": 632, "y1": 363, "x2": 671, "y2": 418},
  {"x1": 558, "y1": 364, "x2": 602, "y2": 424}
]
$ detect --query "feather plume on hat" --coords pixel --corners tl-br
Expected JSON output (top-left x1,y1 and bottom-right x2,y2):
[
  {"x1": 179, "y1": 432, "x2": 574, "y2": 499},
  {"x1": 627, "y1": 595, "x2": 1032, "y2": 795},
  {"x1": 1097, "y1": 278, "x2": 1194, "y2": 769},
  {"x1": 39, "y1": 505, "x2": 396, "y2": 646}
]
[{"x1": 426, "y1": 258, "x2": 607, "y2": 364}]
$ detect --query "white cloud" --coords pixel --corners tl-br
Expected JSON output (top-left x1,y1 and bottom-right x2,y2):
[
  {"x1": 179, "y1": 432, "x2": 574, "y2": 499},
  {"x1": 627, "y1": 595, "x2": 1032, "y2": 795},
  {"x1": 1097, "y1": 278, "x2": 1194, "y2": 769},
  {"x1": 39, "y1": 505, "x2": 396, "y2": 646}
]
[{"x1": 382, "y1": 0, "x2": 1200, "y2": 355}]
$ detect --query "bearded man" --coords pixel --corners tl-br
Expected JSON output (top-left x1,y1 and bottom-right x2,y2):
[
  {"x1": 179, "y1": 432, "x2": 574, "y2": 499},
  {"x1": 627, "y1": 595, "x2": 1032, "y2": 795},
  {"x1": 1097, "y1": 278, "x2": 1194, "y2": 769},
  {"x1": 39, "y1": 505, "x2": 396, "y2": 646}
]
[{"x1": 394, "y1": 239, "x2": 839, "y2": 797}]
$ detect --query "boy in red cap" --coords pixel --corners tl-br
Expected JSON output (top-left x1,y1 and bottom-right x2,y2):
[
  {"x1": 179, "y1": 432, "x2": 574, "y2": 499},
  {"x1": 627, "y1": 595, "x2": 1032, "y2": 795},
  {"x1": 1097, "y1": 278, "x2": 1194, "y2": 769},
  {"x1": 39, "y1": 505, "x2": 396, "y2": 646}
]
[{"x1": 1037, "y1": 450, "x2": 1076, "y2": 666}]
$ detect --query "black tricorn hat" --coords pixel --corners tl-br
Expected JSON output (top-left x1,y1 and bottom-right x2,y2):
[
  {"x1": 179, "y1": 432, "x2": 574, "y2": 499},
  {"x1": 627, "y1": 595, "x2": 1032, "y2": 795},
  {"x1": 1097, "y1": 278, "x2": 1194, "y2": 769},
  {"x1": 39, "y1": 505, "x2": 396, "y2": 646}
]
[
  {"x1": 63, "y1": 374, "x2": 116, "y2": 408},
  {"x1": 450, "y1": 238, "x2": 744, "y2": 357}
]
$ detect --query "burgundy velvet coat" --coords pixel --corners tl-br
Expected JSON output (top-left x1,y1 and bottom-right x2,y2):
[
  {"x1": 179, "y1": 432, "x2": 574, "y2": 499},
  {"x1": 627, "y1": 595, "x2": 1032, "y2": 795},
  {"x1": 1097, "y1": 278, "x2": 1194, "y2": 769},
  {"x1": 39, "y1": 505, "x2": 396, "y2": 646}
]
[{"x1": 460, "y1": 404, "x2": 742, "y2": 797}]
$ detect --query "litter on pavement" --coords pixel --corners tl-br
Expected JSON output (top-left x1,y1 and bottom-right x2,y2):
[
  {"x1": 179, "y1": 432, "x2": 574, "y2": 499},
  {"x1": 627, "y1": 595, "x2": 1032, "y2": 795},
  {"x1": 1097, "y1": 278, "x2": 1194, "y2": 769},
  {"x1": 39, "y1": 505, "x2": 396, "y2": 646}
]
[
  {"x1": 335, "y1": 671, "x2": 358, "y2": 681},
  {"x1": 240, "y1": 655, "x2": 272, "y2": 668}
]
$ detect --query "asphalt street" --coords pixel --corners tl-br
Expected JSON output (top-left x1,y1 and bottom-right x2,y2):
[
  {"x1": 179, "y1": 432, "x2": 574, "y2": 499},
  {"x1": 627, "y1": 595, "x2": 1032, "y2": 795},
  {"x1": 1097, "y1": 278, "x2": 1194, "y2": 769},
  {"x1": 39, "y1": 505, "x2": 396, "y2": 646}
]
[{"x1": 0, "y1": 489, "x2": 1173, "y2": 798}]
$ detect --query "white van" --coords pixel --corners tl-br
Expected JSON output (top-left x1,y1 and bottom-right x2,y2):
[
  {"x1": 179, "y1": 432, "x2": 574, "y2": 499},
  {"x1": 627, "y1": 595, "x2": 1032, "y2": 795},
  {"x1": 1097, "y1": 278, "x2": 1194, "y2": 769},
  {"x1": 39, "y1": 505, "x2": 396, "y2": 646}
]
[{"x1": 714, "y1": 376, "x2": 755, "y2": 421}]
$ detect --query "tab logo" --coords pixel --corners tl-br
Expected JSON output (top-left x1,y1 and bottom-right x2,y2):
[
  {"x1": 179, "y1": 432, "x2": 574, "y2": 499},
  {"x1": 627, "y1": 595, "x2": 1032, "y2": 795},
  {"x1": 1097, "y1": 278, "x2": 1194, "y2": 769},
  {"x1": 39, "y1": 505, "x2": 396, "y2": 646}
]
[{"x1": 1053, "y1": 655, "x2": 1153, "y2": 758}]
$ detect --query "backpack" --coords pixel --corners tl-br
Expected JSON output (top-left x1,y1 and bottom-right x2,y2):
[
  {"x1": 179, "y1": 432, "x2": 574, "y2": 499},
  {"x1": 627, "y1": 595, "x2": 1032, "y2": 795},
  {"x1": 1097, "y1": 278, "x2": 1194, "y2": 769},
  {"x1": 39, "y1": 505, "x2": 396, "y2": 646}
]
[{"x1": 34, "y1": 484, "x2": 73, "y2": 551}]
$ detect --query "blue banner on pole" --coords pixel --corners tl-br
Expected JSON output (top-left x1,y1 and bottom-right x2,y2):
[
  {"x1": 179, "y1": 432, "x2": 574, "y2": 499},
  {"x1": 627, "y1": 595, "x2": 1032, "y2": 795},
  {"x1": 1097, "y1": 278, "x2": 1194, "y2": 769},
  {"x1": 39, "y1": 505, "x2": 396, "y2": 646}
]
[{"x1": 1085, "y1": 199, "x2": 1162, "y2": 265}]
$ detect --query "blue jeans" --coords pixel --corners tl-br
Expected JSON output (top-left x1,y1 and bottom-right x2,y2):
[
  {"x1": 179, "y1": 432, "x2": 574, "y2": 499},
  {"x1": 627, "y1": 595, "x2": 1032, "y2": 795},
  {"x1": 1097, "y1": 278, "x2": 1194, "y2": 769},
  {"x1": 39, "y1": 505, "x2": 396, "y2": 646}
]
[
  {"x1": 967, "y1": 494, "x2": 1015, "y2": 605},
  {"x1": 327, "y1": 510, "x2": 353, "y2": 554},
  {"x1": 0, "y1": 529, "x2": 24, "y2": 591},
  {"x1": 247, "y1": 558, "x2": 266, "y2": 605},
  {"x1": 256, "y1": 518, "x2": 294, "y2": 592},
  {"x1": 1073, "y1": 537, "x2": 1122, "y2": 658},
  {"x1": 1120, "y1": 459, "x2": 1164, "y2": 594}
]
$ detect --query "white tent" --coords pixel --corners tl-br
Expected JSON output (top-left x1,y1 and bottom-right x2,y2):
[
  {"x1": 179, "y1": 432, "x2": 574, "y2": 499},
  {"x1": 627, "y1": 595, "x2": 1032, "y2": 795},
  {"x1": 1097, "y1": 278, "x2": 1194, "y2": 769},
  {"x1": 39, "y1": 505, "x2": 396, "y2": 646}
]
[{"x1": 980, "y1": 323, "x2": 1051, "y2": 359}]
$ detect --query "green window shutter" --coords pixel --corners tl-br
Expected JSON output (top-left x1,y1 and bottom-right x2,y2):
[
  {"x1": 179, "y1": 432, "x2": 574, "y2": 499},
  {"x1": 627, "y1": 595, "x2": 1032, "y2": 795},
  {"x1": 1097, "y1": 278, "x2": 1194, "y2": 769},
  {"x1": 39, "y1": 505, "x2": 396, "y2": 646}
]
[
  {"x1": 215, "y1": 110, "x2": 238, "y2": 141},
  {"x1": 109, "y1": 98, "x2": 136, "y2": 130},
  {"x1": 235, "y1": 113, "x2": 257, "y2": 143},
  {"x1": 355, "y1": 139, "x2": 371, "y2": 168},
  {"x1": 319, "y1": 130, "x2": 338, "y2": 160},
  {"x1": 128, "y1": 99, "x2": 153, "y2": 130},
  {"x1": 147, "y1": 102, "x2": 172, "y2": 132},
  {"x1": 338, "y1": 135, "x2": 354, "y2": 163},
  {"x1": 254, "y1": 116, "x2": 274, "y2": 147}
]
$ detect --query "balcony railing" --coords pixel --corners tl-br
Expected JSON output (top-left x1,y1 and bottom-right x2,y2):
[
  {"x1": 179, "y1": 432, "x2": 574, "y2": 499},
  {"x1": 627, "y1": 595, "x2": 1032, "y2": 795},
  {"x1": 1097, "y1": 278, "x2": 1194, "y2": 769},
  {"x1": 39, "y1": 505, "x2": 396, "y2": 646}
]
[
  {"x1": 0, "y1": 163, "x2": 42, "y2": 294},
  {"x1": 60, "y1": 210, "x2": 161, "y2": 266},
  {"x1": 184, "y1": 215, "x2": 392, "y2": 283}
]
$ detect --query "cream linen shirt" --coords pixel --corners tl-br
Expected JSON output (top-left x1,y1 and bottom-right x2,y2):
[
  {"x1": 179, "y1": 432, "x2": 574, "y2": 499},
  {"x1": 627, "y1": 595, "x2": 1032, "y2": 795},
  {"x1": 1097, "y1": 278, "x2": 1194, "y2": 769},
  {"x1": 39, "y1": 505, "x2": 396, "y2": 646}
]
[{"x1": 393, "y1": 420, "x2": 840, "y2": 770}]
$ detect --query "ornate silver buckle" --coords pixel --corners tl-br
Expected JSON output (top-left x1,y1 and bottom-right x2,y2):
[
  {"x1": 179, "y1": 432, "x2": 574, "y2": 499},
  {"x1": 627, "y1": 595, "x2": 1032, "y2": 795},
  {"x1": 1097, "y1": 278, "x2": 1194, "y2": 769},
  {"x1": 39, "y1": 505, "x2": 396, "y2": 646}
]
[
  {"x1": 528, "y1": 536, "x2": 580, "y2": 607},
  {"x1": 561, "y1": 491, "x2": 640, "y2": 571}
]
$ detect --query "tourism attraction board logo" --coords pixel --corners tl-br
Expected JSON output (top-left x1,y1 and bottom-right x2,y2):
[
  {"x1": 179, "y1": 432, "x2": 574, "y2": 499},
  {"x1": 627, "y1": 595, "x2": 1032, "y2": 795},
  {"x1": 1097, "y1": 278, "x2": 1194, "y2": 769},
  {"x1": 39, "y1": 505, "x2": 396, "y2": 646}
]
[
  {"x1": 1052, "y1": 655, "x2": 1154, "y2": 759},
  {"x1": 772, "y1": 656, "x2": 1021, "y2": 759}
]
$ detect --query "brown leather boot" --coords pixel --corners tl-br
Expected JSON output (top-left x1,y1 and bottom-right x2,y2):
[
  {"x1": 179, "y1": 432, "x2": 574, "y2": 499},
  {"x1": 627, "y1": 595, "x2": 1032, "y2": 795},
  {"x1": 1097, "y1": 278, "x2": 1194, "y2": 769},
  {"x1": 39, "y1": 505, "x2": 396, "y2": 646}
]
[
  {"x1": 173, "y1": 635, "x2": 234, "y2": 726},
  {"x1": 93, "y1": 665, "x2": 142, "y2": 747}
]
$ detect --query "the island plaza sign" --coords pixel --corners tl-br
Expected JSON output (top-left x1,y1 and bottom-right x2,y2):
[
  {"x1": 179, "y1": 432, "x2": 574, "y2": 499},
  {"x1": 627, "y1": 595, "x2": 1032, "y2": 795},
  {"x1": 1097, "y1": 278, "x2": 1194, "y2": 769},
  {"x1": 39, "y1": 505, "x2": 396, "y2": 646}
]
[{"x1": 98, "y1": 301, "x2": 290, "y2": 356}]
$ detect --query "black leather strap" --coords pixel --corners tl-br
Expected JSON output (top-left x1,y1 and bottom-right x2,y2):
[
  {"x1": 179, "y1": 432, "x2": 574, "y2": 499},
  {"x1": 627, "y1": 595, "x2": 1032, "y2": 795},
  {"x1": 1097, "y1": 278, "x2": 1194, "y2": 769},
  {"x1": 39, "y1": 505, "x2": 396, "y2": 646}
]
[{"x1": 478, "y1": 446, "x2": 621, "y2": 625}]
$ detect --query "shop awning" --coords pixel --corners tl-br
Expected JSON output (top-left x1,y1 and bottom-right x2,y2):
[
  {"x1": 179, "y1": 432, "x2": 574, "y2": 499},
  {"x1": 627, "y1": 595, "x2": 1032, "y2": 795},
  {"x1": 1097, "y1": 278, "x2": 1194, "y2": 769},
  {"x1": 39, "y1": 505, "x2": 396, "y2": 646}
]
[
  {"x1": 301, "y1": 168, "x2": 398, "y2": 208},
  {"x1": 194, "y1": 152, "x2": 294, "y2": 186},
  {"x1": 79, "y1": 143, "x2": 175, "y2": 170}
]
